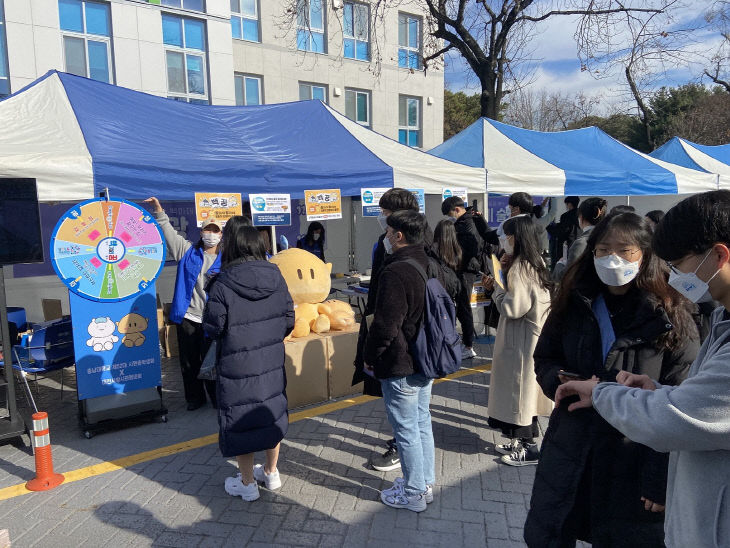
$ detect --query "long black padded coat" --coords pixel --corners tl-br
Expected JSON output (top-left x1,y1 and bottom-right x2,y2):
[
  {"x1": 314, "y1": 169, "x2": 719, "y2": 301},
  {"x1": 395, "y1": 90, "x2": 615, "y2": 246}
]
[
  {"x1": 203, "y1": 260, "x2": 295, "y2": 457},
  {"x1": 524, "y1": 285, "x2": 698, "y2": 547}
]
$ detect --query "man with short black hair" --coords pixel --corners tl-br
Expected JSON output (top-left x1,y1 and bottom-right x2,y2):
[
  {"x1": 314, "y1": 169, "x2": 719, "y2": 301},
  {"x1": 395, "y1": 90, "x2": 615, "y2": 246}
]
[
  {"x1": 442, "y1": 196, "x2": 483, "y2": 359},
  {"x1": 364, "y1": 210, "x2": 435, "y2": 512},
  {"x1": 553, "y1": 190, "x2": 730, "y2": 548},
  {"x1": 354, "y1": 188, "x2": 423, "y2": 473}
]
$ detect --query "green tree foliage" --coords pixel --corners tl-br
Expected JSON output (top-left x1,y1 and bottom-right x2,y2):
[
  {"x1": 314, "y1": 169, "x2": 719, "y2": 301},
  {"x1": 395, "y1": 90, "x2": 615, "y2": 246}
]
[
  {"x1": 569, "y1": 114, "x2": 649, "y2": 151},
  {"x1": 443, "y1": 90, "x2": 482, "y2": 140},
  {"x1": 649, "y1": 84, "x2": 714, "y2": 146}
]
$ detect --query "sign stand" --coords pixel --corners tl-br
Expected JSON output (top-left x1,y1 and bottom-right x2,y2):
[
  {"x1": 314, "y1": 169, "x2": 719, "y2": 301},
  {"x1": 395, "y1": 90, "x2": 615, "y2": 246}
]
[{"x1": 50, "y1": 194, "x2": 167, "y2": 438}]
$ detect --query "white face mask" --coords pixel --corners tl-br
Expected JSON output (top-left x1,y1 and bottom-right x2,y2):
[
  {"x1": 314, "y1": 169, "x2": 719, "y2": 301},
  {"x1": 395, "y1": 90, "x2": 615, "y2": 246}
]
[
  {"x1": 201, "y1": 232, "x2": 221, "y2": 248},
  {"x1": 500, "y1": 235, "x2": 513, "y2": 255},
  {"x1": 594, "y1": 254, "x2": 640, "y2": 287},
  {"x1": 383, "y1": 234, "x2": 394, "y2": 255},
  {"x1": 312, "y1": 233, "x2": 320, "y2": 241},
  {"x1": 377, "y1": 214, "x2": 389, "y2": 231},
  {"x1": 668, "y1": 250, "x2": 720, "y2": 303}
]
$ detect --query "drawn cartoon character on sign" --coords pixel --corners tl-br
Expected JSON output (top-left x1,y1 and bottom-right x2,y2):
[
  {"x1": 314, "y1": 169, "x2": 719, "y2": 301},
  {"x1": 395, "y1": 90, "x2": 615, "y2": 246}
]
[
  {"x1": 116, "y1": 313, "x2": 149, "y2": 347},
  {"x1": 86, "y1": 317, "x2": 119, "y2": 351}
]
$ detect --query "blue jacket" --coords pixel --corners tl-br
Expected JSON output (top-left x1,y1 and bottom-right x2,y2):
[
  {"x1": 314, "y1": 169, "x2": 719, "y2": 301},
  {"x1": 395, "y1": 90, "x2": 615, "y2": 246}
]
[
  {"x1": 170, "y1": 245, "x2": 221, "y2": 324},
  {"x1": 202, "y1": 260, "x2": 295, "y2": 457}
]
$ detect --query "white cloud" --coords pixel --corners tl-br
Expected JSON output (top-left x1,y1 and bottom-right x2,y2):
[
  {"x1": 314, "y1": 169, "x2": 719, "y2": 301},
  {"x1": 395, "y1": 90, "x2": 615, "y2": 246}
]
[{"x1": 444, "y1": 1, "x2": 725, "y2": 107}]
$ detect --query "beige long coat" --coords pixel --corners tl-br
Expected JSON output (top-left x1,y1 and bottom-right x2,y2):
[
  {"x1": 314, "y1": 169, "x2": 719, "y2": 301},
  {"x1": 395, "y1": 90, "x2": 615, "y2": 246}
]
[{"x1": 488, "y1": 261, "x2": 553, "y2": 427}]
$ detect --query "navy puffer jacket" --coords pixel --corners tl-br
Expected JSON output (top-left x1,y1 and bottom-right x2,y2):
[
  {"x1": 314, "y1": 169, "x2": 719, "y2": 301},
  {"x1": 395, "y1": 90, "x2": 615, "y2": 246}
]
[{"x1": 203, "y1": 260, "x2": 295, "y2": 457}]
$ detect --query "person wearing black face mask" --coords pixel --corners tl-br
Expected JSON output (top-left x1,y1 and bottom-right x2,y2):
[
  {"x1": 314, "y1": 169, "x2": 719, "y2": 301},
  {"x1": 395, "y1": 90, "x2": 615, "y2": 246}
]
[
  {"x1": 551, "y1": 191, "x2": 730, "y2": 548},
  {"x1": 145, "y1": 196, "x2": 235, "y2": 411}
]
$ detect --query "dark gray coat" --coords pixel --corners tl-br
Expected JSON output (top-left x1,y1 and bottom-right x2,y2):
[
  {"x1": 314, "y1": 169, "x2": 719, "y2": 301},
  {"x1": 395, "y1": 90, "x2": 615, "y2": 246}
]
[{"x1": 203, "y1": 260, "x2": 295, "y2": 457}]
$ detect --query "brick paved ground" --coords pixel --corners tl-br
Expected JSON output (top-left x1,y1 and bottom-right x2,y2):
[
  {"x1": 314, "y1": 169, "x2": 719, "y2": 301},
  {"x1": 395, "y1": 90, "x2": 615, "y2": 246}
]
[{"x1": 0, "y1": 339, "x2": 566, "y2": 548}]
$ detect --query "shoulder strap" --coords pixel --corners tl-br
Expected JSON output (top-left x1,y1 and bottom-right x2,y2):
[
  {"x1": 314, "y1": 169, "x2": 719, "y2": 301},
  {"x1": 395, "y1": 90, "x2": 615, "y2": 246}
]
[{"x1": 403, "y1": 258, "x2": 429, "y2": 283}]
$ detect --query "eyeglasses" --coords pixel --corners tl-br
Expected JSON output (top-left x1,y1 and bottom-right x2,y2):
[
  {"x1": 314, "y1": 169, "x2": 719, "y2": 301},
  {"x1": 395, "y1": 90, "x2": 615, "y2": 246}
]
[{"x1": 593, "y1": 248, "x2": 641, "y2": 261}]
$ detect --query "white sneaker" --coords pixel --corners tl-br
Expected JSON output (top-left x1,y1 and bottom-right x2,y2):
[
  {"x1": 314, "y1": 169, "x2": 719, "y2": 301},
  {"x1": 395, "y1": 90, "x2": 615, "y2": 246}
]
[
  {"x1": 253, "y1": 464, "x2": 282, "y2": 490},
  {"x1": 380, "y1": 478, "x2": 426, "y2": 512},
  {"x1": 224, "y1": 475, "x2": 259, "y2": 501},
  {"x1": 461, "y1": 346, "x2": 477, "y2": 359},
  {"x1": 386, "y1": 477, "x2": 434, "y2": 504}
]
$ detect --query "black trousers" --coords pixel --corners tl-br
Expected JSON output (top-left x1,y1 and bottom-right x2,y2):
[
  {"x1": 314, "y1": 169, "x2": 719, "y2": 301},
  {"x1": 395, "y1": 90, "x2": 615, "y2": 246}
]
[
  {"x1": 176, "y1": 318, "x2": 217, "y2": 406},
  {"x1": 456, "y1": 273, "x2": 476, "y2": 348}
]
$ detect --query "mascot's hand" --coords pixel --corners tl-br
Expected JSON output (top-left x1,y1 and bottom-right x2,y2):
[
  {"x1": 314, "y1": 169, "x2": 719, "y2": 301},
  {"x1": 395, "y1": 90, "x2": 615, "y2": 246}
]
[
  {"x1": 292, "y1": 318, "x2": 311, "y2": 338},
  {"x1": 311, "y1": 315, "x2": 330, "y2": 334}
]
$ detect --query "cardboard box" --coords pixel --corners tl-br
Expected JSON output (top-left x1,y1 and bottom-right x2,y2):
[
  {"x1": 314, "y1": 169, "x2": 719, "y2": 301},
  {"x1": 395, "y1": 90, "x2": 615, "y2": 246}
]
[
  {"x1": 163, "y1": 303, "x2": 172, "y2": 324},
  {"x1": 41, "y1": 298, "x2": 63, "y2": 321},
  {"x1": 326, "y1": 325, "x2": 362, "y2": 399},
  {"x1": 163, "y1": 325, "x2": 179, "y2": 358},
  {"x1": 284, "y1": 332, "x2": 329, "y2": 408}
]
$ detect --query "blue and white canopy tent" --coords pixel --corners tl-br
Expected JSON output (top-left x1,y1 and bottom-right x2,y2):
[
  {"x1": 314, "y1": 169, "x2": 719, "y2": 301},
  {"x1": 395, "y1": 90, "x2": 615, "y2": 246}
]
[
  {"x1": 650, "y1": 137, "x2": 730, "y2": 189},
  {"x1": 429, "y1": 118, "x2": 719, "y2": 196},
  {"x1": 0, "y1": 71, "x2": 487, "y2": 202}
]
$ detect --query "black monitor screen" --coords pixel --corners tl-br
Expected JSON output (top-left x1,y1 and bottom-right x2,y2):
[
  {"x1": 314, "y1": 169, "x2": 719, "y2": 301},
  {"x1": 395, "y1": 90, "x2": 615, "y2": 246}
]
[{"x1": 0, "y1": 178, "x2": 44, "y2": 265}]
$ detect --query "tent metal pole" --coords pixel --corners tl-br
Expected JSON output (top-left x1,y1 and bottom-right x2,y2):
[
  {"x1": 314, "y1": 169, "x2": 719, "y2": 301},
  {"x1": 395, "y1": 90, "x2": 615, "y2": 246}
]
[{"x1": 271, "y1": 225, "x2": 277, "y2": 255}]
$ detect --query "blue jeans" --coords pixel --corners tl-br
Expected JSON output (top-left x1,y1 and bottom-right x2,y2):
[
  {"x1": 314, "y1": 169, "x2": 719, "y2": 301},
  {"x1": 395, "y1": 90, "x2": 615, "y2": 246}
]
[{"x1": 380, "y1": 372, "x2": 435, "y2": 497}]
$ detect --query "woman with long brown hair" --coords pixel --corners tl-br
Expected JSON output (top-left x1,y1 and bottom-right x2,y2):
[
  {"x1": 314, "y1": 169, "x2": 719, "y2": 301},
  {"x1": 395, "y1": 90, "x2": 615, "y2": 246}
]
[{"x1": 524, "y1": 212, "x2": 699, "y2": 547}]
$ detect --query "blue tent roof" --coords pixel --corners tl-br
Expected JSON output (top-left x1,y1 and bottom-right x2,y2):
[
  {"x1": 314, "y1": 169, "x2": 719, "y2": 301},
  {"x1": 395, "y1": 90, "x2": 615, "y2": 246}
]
[
  {"x1": 56, "y1": 71, "x2": 393, "y2": 199},
  {"x1": 0, "y1": 72, "x2": 486, "y2": 201},
  {"x1": 651, "y1": 137, "x2": 730, "y2": 170},
  {"x1": 429, "y1": 118, "x2": 718, "y2": 196}
]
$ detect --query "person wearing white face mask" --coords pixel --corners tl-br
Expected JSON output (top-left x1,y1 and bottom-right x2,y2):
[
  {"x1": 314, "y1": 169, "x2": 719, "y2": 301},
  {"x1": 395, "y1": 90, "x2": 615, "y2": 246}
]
[
  {"x1": 553, "y1": 191, "x2": 730, "y2": 548},
  {"x1": 524, "y1": 211, "x2": 698, "y2": 547},
  {"x1": 296, "y1": 221, "x2": 326, "y2": 261},
  {"x1": 145, "y1": 196, "x2": 231, "y2": 411}
]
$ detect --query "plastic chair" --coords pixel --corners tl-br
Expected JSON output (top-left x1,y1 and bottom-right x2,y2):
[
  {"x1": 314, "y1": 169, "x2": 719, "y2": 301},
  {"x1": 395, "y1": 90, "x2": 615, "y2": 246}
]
[{"x1": 8, "y1": 318, "x2": 75, "y2": 400}]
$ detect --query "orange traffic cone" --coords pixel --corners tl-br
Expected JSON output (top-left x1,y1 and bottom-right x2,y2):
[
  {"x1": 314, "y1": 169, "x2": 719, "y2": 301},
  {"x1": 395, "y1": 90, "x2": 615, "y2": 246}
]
[{"x1": 26, "y1": 412, "x2": 64, "y2": 491}]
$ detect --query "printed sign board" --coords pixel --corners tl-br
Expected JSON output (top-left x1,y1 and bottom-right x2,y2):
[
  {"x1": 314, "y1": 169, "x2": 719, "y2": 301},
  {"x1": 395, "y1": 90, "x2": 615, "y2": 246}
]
[
  {"x1": 442, "y1": 188, "x2": 468, "y2": 204},
  {"x1": 250, "y1": 194, "x2": 292, "y2": 226},
  {"x1": 304, "y1": 189, "x2": 342, "y2": 221},
  {"x1": 194, "y1": 192, "x2": 242, "y2": 227},
  {"x1": 360, "y1": 188, "x2": 389, "y2": 217}
]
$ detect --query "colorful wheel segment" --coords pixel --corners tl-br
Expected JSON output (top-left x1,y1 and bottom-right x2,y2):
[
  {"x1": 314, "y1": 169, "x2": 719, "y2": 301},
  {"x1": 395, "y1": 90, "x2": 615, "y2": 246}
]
[{"x1": 50, "y1": 199, "x2": 166, "y2": 302}]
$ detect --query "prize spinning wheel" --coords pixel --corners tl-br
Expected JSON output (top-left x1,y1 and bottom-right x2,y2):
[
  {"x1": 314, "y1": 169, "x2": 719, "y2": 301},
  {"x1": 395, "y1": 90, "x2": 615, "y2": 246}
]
[{"x1": 51, "y1": 198, "x2": 166, "y2": 302}]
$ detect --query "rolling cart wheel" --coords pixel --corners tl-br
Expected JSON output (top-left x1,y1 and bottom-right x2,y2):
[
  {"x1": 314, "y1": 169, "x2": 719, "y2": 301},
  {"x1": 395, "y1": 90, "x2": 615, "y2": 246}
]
[
  {"x1": 84, "y1": 430, "x2": 93, "y2": 439},
  {"x1": 161, "y1": 415, "x2": 168, "y2": 423}
]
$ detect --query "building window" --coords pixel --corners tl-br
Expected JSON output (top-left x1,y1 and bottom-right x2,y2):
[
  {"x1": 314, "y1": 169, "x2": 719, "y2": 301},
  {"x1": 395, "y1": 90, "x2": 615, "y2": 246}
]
[
  {"x1": 58, "y1": 0, "x2": 113, "y2": 83},
  {"x1": 231, "y1": 0, "x2": 259, "y2": 42},
  {"x1": 345, "y1": 88, "x2": 369, "y2": 126},
  {"x1": 162, "y1": 14, "x2": 208, "y2": 104},
  {"x1": 398, "y1": 96, "x2": 420, "y2": 147},
  {"x1": 398, "y1": 13, "x2": 421, "y2": 69},
  {"x1": 299, "y1": 82, "x2": 327, "y2": 103},
  {"x1": 0, "y1": 0, "x2": 9, "y2": 96},
  {"x1": 297, "y1": 0, "x2": 325, "y2": 53},
  {"x1": 343, "y1": 2, "x2": 368, "y2": 61},
  {"x1": 160, "y1": 0, "x2": 205, "y2": 12},
  {"x1": 235, "y1": 73, "x2": 262, "y2": 105}
]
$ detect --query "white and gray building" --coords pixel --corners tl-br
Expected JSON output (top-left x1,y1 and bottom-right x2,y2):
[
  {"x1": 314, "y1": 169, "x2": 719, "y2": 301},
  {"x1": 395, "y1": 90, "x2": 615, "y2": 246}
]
[{"x1": 0, "y1": 0, "x2": 444, "y2": 149}]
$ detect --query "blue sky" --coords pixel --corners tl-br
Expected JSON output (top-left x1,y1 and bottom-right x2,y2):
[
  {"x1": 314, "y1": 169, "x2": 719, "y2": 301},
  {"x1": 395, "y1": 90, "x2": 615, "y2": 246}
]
[{"x1": 443, "y1": 1, "x2": 724, "y2": 113}]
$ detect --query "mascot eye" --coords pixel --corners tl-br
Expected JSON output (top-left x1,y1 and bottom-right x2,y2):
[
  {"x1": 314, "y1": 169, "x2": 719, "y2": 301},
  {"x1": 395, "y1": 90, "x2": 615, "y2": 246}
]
[
  {"x1": 297, "y1": 269, "x2": 303, "y2": 280},
  {"x1": 310, "y1": 269, "x2": 315, "y2": 279}
]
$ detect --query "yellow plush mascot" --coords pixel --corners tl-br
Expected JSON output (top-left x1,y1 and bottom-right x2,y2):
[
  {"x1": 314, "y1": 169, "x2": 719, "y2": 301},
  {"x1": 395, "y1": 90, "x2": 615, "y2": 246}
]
[{"x1": 269, "y1": 248, "x2": 355, "y2": 337}]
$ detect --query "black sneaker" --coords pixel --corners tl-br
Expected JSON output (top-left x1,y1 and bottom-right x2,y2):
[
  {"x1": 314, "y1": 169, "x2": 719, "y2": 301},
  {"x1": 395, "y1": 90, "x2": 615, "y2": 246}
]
[
  {"x1": 500, "y1": 443, "x2": 539, "y2": 467},
  {"x1": 371, "y1": 446, "x2": 401, "y2": 471}
]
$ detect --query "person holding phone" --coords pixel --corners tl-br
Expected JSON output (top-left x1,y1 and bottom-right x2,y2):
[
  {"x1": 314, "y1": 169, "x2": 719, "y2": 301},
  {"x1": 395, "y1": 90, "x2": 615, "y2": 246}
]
[
  {"x1": 481, "y1": 216, "x2": 553, "y2": 466},
  {"x1": 523, "y1": 211, "x2": 698, "y2": 547}
]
